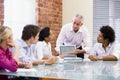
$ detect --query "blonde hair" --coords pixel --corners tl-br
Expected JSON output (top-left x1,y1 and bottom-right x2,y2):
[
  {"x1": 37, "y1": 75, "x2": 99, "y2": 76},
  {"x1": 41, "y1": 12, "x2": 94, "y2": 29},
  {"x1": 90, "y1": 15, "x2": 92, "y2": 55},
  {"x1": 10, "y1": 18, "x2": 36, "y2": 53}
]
[{"x1": 0, "y1": 26, "x2": 12, "y2": 43}]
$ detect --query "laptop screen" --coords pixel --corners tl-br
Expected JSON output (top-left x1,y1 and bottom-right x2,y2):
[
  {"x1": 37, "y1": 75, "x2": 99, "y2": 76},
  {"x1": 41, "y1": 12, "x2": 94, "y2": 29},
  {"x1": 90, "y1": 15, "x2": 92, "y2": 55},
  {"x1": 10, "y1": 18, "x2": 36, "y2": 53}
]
[{"x1": 60, "y1": 45, "x2": 76, "y2": 57}]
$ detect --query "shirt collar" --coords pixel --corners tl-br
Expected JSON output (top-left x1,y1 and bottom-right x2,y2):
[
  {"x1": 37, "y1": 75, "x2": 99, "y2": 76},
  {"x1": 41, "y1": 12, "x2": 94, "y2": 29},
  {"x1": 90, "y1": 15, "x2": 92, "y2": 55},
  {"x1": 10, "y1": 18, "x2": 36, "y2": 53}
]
[
  {"x1": 101, "y1": 42, "x2": 112, "y2": 49},
  {"x1": 20, "y1": 39, "x2": 30, "y2": 48},
  {"x1": 43, "y1": 41, "x2": 50, "y2": 46},
  {"x1": 107, "y1": 43, "x2": 112, "y2": 48},
  {"x1": 0, "y1": 46, "x2": 9, "y2": 53}
]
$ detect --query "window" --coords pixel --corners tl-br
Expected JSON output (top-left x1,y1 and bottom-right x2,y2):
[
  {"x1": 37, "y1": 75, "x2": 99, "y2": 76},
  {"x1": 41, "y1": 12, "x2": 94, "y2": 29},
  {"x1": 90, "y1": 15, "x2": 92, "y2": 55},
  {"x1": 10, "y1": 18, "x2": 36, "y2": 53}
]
[
  {"x1": 4, "y1": 0, "x2": 36, "y2": 39},
  {"x1": 93, "y1": 0, "x2": 120, "y2": 44}
]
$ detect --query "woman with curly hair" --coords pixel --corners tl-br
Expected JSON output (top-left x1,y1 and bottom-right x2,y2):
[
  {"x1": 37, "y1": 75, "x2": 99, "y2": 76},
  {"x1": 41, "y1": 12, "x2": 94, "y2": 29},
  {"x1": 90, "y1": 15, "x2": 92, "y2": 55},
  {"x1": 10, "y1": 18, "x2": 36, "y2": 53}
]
[{"x1": 89, "y1": 25, "x2": 120, "y2": 61}]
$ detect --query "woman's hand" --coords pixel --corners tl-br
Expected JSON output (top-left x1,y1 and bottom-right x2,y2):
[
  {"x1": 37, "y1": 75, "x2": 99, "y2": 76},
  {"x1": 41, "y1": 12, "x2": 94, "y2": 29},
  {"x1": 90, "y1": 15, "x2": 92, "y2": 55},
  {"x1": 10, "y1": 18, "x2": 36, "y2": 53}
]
[
  {"x1": 24, "y1": 62, "x2": 33, "y2": 69},
  {"x1": 7, "y1": 41, "x2": 16, "y2": 47},
  {"x1": 45, "y1": 56, "x2": 57, "y2": 64},
  {"x1": 88, "y1": 55, "x2": 98, "y2": 61}
]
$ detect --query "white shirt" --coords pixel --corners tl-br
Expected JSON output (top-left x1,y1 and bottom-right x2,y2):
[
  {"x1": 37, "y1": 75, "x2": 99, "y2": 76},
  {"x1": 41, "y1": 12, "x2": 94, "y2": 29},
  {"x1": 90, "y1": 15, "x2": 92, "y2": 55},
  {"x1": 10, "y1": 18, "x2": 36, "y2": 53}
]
[
  {"x1": 33, "y1": 42, "x2": 43, "y2": 60},
  {"x1": 34, "y1": 41, "x2": 52, "y2": 59},
  {"x1": 91, "y1": 41, "x2": 120, "y2": 59},
  {"x1": 55, "y1": 23, "x2": 91, "y2": 53}
]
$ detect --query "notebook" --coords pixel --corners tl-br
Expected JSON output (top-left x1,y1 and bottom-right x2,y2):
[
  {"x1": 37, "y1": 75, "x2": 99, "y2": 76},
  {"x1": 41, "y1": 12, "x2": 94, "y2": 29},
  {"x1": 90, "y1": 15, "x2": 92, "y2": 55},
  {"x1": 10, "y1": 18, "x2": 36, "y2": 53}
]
[{"x1": 60, "y1": 45, "x2": 83, "y2": 62}]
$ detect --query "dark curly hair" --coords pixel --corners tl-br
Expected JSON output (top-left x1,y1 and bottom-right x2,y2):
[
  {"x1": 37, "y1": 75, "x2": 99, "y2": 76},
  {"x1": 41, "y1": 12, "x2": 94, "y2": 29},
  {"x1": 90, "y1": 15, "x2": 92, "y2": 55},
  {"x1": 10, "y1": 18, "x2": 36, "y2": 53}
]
[
  {"x1": 39, "y1": 27, "x2": 50, "y2": 41},
  {"x1": 22, "y1": 24, "x2": 40, "y2": 41},
  {"x1": 100, "y1": 25, "x2": 115, "y2": 43}
]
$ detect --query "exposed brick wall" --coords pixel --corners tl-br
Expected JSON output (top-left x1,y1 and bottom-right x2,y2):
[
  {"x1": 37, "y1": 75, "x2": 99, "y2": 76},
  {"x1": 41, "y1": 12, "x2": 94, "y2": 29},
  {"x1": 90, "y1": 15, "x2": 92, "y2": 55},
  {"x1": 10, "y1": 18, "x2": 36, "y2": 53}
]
[
  {"x1": 36, "y1": 0, "x2": 62, "y2": 55},
  {"x1": 0, "y1": 0, "x2": 4, "y2": 26}
]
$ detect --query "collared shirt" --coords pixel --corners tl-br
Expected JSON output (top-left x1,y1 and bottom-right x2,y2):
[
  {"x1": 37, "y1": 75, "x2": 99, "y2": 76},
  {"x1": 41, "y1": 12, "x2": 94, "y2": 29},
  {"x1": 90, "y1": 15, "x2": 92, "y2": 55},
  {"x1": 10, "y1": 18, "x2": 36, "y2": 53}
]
[
  {"x1": 34, "y1": 41, "x2": 52, "y2": 59},
  {"x1": 16, "y1": 39, "x2": 36, "y2": 63},
  {"x1": 0, "y1": 46, "x2": 18, "y2": 72},
  {"x1": 55, "y1": 23, "x2": 91, "y2": 53},
  {"x1": 91, "y1": 41, "x2": 120, "y2": 59}
]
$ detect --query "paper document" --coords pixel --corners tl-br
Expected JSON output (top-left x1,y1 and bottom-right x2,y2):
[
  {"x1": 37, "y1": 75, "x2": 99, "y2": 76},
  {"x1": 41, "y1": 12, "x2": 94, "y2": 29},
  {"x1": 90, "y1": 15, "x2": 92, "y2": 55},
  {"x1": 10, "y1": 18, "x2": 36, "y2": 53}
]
[{"x1": 17, "y1": 68, "x2": 37, "y2": 72}]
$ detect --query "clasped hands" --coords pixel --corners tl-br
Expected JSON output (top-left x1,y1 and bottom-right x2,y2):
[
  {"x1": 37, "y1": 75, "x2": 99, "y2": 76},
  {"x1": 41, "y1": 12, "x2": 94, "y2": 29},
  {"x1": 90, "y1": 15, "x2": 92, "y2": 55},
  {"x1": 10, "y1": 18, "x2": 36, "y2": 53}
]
[{"x1": 88, "y1": 55, "x2": 103, "y2": 61}]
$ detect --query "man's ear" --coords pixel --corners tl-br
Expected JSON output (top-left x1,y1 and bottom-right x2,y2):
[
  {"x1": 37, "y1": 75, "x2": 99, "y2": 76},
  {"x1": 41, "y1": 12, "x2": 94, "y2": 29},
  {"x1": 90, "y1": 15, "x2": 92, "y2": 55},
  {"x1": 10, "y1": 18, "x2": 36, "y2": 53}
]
[
  {"x1": 72, "y1": 18, "x2": 75, "y2": 22},
  {"x1": 81, "y1": 23, "x2": 83, "y2": 26}
]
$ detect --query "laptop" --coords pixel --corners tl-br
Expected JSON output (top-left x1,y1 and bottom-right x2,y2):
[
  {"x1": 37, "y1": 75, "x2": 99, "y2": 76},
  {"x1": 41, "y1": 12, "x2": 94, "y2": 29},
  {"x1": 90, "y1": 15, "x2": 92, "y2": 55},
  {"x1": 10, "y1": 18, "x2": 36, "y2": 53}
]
[{"x1": 60, "y1": 45, "x2": 82, "y2": 62}]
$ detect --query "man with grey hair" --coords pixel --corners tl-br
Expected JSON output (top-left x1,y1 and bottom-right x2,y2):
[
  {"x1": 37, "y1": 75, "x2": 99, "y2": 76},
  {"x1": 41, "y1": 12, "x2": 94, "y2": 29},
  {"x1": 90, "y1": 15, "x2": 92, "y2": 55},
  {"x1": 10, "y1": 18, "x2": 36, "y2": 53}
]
[{"x1": 55, "y1": 14, "x2": 91, "y2": 59}]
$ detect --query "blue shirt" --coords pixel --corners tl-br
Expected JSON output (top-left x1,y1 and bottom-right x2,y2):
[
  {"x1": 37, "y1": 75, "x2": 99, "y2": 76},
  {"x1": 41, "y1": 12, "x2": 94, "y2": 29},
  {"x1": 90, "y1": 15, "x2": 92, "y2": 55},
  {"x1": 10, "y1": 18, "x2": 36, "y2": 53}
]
[{"x1": 16, "y1": 39, "x2": 36, "y2": 63}]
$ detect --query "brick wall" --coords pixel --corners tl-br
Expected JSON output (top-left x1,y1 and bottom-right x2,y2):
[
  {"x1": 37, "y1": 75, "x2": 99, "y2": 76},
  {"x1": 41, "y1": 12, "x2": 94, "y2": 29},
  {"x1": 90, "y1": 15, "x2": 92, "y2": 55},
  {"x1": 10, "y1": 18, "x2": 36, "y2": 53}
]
[
  {"x1": 36, "y1": 0, "x2": 62, "y2": 55},
  {"x1": 0, "y1": 0, "x2": 4, "y2": 26},
  {"x1": 1, "y1": 0, "x2": 62, "y2": 55}
]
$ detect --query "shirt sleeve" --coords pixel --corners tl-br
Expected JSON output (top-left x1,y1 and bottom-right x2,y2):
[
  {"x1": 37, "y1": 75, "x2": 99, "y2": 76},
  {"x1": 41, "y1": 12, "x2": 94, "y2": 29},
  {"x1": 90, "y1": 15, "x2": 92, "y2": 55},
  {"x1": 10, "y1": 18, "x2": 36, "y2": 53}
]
[
  {"x1": 55, "y1": 25, "x2": 66, "y2": 52},
  {"x1": 89, "y1": 43, "x2": 98, "y2": 55},
  {"x1": 29, "y1": 47, "x2": 36, "y2": 63},
  {"x1": 34, "y1": 42, "x2": 43, "y2": 60},
  {"x1": 0, "y1": 50, "x2": 18, "y2": 72},
  {"x1": 112, "y1": 42, "x2": 120, "y2": 60},
  {"x1": 82, "y1": 27, "x2": 92, "y2": 54},
  {"x1": 49, "y1": 43, "x2": 53, "y2": 58}
]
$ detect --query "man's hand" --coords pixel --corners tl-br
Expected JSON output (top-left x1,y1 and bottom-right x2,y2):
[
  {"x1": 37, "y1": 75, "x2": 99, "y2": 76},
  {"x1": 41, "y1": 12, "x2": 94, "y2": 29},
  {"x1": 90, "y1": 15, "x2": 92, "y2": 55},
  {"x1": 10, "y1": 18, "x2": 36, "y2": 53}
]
[{"x1": 69, "y1": 49, "x2": 84, "y2": 54}]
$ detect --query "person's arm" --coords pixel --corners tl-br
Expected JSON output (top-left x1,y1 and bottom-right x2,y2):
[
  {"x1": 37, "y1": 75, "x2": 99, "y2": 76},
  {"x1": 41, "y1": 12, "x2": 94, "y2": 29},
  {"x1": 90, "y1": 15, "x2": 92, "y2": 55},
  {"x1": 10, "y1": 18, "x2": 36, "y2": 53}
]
[
  {"x1": 7, "y1": 41, "x2": 19, "y2": 63},
  {"x1": 1, "y1": 41, "x2": 19, "y2": 72},
  {"x1": 44, "y1": 56, "x2": 57, "y2": 64},
  {"x1": 33, "y1": 42, "x2": 43, "y2": 65},
  {"x1": 88, "y1": 43, "x2": 118, "y2": 61},
  {"x1": 82, "y1": 27, "x2": 91, "y2": 54},
  {"x1": 88, "y1": 55, "x2": 117, "y2": 61},
  {"x1": 88, "y1": 43, "x2": 100, "y2": 61},
  {"x1": 12, "y1": 42, "x2": 19, "y2": 64},
  {"x1": 101, "y1": 55, "x2": 117, "y2": 61},
  {"x1": 15, "y1": 40, "x2": 33, "y2": 68},
  {"x1": 30, "y1": 51, "x2": 39, "y2": 65},
  {"x1": 88, "y1": 55, "x2": 98, "y2": 61},
  {"x1": 0, "y1": 50, "x2": 18, "y2": 72},
  {"x1": 69, "y1": 49, "x2": 86, "y2": 54},
  {"x1": 102, "y1": 42, "x2": 120, "y2": 61},
  {"x1": 32, "y1": 56, "x2": 57, "y2": 65},
  {"x1": 32, "y1": 60, "x2": 39, "y2": 65},
  {"x1": 55, "y1": 25, "x2": 66, "y2": 53},
  {"x1": 70, "y1": 27, "x2": 91, "y2": 55}
]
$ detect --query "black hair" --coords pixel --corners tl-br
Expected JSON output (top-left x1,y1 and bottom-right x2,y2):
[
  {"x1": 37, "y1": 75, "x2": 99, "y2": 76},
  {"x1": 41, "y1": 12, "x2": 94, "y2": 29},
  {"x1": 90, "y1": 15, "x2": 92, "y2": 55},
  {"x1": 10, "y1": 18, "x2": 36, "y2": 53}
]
[
  {"x1": 39, "y1": 27, "x2": 50, "y2": 41},
  {"x1": 100, "y1": 25, "x2": 115, "y2": 43}
]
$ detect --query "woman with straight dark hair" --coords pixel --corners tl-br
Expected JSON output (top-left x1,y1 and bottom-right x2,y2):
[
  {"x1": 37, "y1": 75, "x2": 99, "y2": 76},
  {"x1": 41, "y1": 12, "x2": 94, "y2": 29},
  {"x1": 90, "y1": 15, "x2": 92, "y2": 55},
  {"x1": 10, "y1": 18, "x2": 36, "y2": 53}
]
[{"x1": 34, "y1": 27, "x2": 57, "y2": 64}]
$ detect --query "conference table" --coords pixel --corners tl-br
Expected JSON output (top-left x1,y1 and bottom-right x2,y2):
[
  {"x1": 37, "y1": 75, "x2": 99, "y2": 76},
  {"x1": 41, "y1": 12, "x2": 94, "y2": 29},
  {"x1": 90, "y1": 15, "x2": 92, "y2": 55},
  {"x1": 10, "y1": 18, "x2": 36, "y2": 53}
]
[{"x1": 0, "y1": 59, "x2": 120, "y2": 80}]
